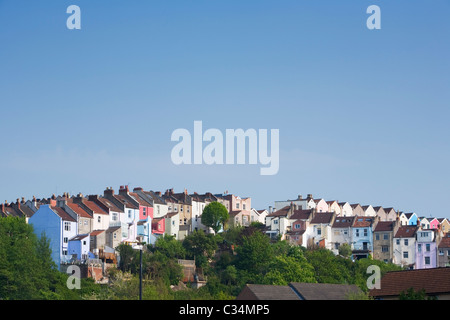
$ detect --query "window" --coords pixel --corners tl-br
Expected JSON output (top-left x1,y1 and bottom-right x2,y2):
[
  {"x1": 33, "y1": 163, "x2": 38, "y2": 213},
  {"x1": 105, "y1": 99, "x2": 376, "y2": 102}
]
[
  {"x1": 236, "y1": 203, "x2": 240, "y2": 209},
  {"x1": 63, "y1": 250, "x2": 68, "y2": 256},
  {"x1": 64, "y1": 222, "x2": 71, "y2": 231},
  {"x1": 382, "y1": 246, "x2": 389, "y2": 252},
  {"x1": 404, "y1": 239, "x2": 408, "y2": 246},
  {"x1": 317, "y1": 228, "x2": 321, "y2": 235},
  {"x1": 426, "y1": 244, "x2": 431, "y2": 252},
  {"x1": 274, "y1": 220, "x2": 278, "y2": 225},
  {"x1": 243, "y1": 204, "x2": 246, "y2": 210},
  {"x1": 403, "y1": 251, "x2": 409, "y2": 259},
  {"x1": 180, "y1": 206, "x2": 183, "y2": 212},
  {"x1": 98, "y1": 216, "x2": 101, "y2": 223},
  {"x1": 64, "y1": 237, "x2": 68, "y2": 244},
  {"x1": 295, "y1": 224, "x2": 301, "y2": 229},
  {"x1": 128, "y1": 210, "x2": 132, "y2": 218},
  {"x1": 376, "y1": 234, "x2": 380, "y2": 241},
  {"x1": 439, "y1": 249, "x2": 444, "y2": 256},
  {"x1": 425, "y1": 256, "x2": 430, "y2": 265},
  {"x1": 418, "y1": 244, "x2": 422, "y2": 252},
  {"x1": 83, "y1": 241, "x2": 86, "y2": 245},
  {"x1": 364, "y1": 229, "x2": 368, "y2": 237},
  {"x1": 112, "y1": 212, "x2": 118, "y2": 221},
  {"x1": 113, "y1": 233, "x2": 117, "y2": 239},
  {"x1": 383, "y1": 234, "x2": 389, "y2": 240},
  {"x1": 143, "y1": 207, "x2": 146, "y2": 216},
  {"x1": 356, "y1": 229, "x2": 360, "y2": 237},
  {"x1": 396, "y1": 239, "x2": 400, "y2": 245}
]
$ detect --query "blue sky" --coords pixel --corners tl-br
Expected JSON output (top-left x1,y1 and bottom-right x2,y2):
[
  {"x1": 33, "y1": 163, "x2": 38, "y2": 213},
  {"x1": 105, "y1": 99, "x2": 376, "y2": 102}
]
[{"x1": 0, "y1": 1, "x2": 449, "y2": 218}]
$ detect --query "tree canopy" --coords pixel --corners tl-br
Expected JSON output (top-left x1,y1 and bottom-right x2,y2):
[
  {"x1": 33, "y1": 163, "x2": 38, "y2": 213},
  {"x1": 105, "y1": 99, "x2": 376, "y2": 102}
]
[{"x1": 200, "y1": 202, "x2": 229, "y2": 233}]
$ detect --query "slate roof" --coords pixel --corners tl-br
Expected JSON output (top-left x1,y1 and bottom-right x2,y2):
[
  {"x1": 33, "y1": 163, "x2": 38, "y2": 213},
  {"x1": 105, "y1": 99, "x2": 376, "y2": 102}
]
[
  {"x1": 236, "y1": 284, "x2": 300, "y2": 300},
  {"x1": 236, "y1": 283, "x2": 363, "y2": 300},
  {"x1": 51, "y1": 206, "x2": 76, "y2": 222},
  {"x1": 369, "y1": 268, "x2": 450, "y2": 298},
  {"x1": 97, "y1": 197, "x2": 123, "y2": 213},
  {"x1": 290, "y1": 282, "x2": 362, "y2": 300}
]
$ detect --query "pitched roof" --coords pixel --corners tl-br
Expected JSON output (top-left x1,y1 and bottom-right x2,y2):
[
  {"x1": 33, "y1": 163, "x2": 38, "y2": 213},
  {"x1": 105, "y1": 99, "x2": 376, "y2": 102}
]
[
  {"x1": 236, "y1": 283, "x2": 363, "y2": 300},
  {"x1": 374, "y1": 221, "x2": 395, "y2": 232},
  {"x1": 83, "y1": 200, "x2": 108, "y2": 215},
  {"x1": 438, "y1": 234, "x2": 450, "y2": 248},
  {"x1": 353, "y1": 216, "x2": 375, "y2": 228},
  {"x1": 51, "y1": 206, "x2": 76, "y2": 222},
  {"x1": 290, "y1": 282, "x2": 362, "y2": 300},
  {"x1": 332, "y1": 216, "x2": 355, "y2": 228},
  {"x1": 369, "y1": 268, "x2": 450, "y2": 298},
  {"x1": 114, "y1": 194, "x2": 139, "y2": 209},
  {"x1": 394, "y1": 225, "x2": 418, "y2": 238},
  {"x1": 97, "y1": 197, "x2": 123, "y2": 213},
  {"x1": 310, "y1": 212, "x2": 334, "y2": 224},
  {"x1": 290, "y1": 209, "x2": 313, "y2": 220},
  {"x1": 236, "y1": 284, "x2": 300, "y2": 300},
  {"x1": 66, "y1": 202, "x2": 92, "y2": 218},
  {"x1": 267, "y1": 206, "x2": 290, "y2": 218}
]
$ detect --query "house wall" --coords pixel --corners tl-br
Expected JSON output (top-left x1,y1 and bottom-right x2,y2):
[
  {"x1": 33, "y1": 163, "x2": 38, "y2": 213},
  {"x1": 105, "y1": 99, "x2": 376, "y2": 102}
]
[
  {"x1": 373, "y1": 231, "x2": 394, "y2": 263},
  {"x1": 29, "y1": 205, "x2": 62, "y2": 267},
  {"x1": 339, "y1": 203, "x2": 353, "y2": 217},
  {"x1": 393, "y1": 237, "x2": 416, "y2": 268},
  {"x1": 315, "y1": 199, "x2": 328, "y2": 213},
  {"x1": 352, "y1": 226, "x2": 373, "y2": 252}
]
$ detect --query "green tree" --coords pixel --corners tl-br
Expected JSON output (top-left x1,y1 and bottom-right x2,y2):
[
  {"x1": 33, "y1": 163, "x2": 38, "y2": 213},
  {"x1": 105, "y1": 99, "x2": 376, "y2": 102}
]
[
  {"x1": 338, "y1": 243, "x2": 352, "y2": 258},
  {"x1": 201, "y1": 202, "x2": 229, "y2": 234},
  {"x1": 235, "y1": 230, "x2": 273, "y2": 274},
  {"x1": 182, "y1": 230, "x2": 219, "y2": 268}
]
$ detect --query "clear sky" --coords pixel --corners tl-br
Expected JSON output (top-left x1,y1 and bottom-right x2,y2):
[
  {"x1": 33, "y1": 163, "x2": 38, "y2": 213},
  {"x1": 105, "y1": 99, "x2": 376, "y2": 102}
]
[{"x1": 0, "y1": 1, "x2": 449, "y2": 218}]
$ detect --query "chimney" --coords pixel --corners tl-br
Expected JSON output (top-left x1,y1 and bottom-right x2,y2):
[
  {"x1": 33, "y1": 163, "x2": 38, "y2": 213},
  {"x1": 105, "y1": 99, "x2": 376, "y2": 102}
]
[
  {"x1": 16, "y1": 198, "x2": 20, "y2": 210},
  {"x1": 297, "y1": 195, "x2": 303, "y2": 200},
  {"x1": 72, "y1": 193, "x2": 84, "y2": 204},
  {"x1": 119, "y1": 185, "x2": 129, "y2": 195},
  {"x1": 133, "y1": 187, "x2": 143, "y2": 192},
  {"x1": 104, "y1": 187, "x2": 114, "y2": 198},
  {"x1": 21, "y1": 197, "x2": 25, "y2": 204},
  {"x1": 307, "y1": 194, "x2": 313, "y2": 199},
  {"x1": 155, "y1": 191, "x2": 161, "y2": 197},
  {"x1": 184, "y1": 188, "x2": 188, "y2": 195}
]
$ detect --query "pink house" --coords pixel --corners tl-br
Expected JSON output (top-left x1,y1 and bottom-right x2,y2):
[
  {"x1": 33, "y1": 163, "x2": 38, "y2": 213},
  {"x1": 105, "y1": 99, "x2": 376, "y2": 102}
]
[
  {"x1": 429, "y1": 218, "x2": 440, "y2": 230},
  {"x1": 152, "y1": 217, "x2": 165, "y2": 235},
  {"x1": 119, "y1": 186, "x2": 154, "y2": 221}
]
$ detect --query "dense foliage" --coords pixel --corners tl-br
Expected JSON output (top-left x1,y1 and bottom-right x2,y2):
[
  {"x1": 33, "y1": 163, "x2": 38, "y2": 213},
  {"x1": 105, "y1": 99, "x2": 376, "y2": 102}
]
[{"x1": 0, "y1": 217, "x2": 404, "y2": 300}]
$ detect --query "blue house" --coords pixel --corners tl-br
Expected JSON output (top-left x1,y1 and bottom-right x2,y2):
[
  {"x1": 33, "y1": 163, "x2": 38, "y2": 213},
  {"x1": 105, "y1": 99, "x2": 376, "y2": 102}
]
[
  {"x1": 28, "y1": 204, "x2": 77, "y2": 268},
  {"x1": 67, "y1": 234, "x2": 94, "y2": 261},
  {"x1": 351, "y1": 216, "x2": 376, "y2": 260}
]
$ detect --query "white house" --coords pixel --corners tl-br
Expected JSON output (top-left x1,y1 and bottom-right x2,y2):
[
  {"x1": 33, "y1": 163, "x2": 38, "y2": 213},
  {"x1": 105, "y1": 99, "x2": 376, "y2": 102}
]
[
  {"x1": 338, "y1": 202, "x2": 353, "y2": 217},
  {"x1": 250, "y1": 208, "x2": 268, "y2": 225},
  {"x1": 393, "y1": 225, "x2": 418, "y2": 269},
  {"x1": 331, "y1": 216, "x2": 356, "y2": 255},
  {"x1": 274, "y1": 194, "x2": 316, "y2": 212}
]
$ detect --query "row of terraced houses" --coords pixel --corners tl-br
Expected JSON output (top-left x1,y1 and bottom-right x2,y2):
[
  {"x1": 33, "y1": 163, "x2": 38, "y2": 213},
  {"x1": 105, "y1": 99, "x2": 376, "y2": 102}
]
[
  {"x1": 265, "y1": 194, "x2": 450, "y2": 270},
  {"x1": 1, "y1": 187, "x2": 449, "y2": 273}
]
